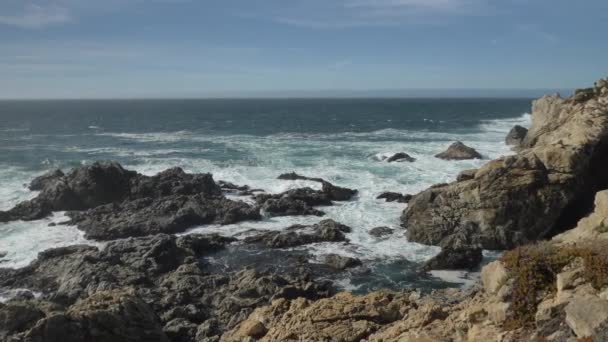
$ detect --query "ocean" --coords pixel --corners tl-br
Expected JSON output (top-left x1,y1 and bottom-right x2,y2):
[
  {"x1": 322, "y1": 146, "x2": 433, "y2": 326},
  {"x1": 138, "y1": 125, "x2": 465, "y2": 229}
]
[{"x1": 0, "y1": 98, "x2": 532, "y2": 292}]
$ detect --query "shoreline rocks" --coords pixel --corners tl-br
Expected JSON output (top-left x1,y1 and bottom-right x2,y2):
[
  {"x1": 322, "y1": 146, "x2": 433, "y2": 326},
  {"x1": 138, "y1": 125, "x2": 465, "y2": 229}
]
[
  {"x1": 435, "y1": 141, "x2": 482, "y2": 160},
  {"x1": 386, "y1": 152, "x2": 416, "y2": 163},
  {"x1": 376, "y1": 192, "x2": 412, "y2": 203},
  {"x1": 404, "y1": 80, "x2": 608, "y2": 251}
]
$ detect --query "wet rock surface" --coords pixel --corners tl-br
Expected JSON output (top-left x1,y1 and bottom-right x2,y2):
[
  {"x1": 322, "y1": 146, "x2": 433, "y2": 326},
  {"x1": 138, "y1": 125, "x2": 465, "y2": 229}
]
[
  {"x1": 1, "y1": 163, "x2": 261, "y2": 239},
  {"x1": 243, "y1": 219, "x2": 351, "y2": 248},
  {"x1": 386, "y1": 152, "x2": 416, "y2": 163},
  {"x1": 368, "y1": 226, "x2": 394, "y2": 238},
  {"x1": 376, "y1": 192, "x2": 412, "y2": 203}
]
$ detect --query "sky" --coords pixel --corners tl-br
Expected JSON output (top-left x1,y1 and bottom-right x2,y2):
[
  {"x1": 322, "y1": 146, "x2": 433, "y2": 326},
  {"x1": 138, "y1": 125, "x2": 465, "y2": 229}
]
[{"x1": 0, "y1": 0, "x2": 606, "y2": 98}]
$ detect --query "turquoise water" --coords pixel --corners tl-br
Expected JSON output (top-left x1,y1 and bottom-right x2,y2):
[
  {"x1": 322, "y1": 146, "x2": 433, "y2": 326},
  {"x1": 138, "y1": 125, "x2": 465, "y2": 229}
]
[{"x1": 0, "y1": 98, "x2": 531, "y2": 290}]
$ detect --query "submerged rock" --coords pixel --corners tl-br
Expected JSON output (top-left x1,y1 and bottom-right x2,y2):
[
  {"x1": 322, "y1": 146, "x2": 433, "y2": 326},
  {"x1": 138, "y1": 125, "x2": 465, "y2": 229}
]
[
  {"x1": 376, "y1": 192, "x2": 412, "y2": 203},
  {"x1": 505, "y1": 125, "x2": 528, "y2": 146},
  {"x1": 368, "y1": 226, "x2": 394, "y2": 238},
  {"x1": 244, "y1": 219, "x2": 351, "y2": 248},
  {"x1": 435, "y1": 141, "x2": 482, "y2": 160},
  {"x1": 277, "y1": 172, "x2": 323, "y2": 183},
  {"x1": 386, "y1": 152, "x2": 416, "y2": 163}
]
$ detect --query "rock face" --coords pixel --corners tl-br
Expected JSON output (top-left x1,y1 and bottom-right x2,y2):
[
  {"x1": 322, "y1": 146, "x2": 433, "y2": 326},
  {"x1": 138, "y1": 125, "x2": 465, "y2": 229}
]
[
  {"x1": 505, "y1": 125, "x2": 528, "y2": 146},
  {"x1": 403, "y1": 82, "x2": 608, "y2": 250},
  {"x1": 376, "y1": 192, "x2": 412, "y2": 203},
  {"x1": 0, "y1": 233, "x2": 333, "y2": 341},
  {"x1": 553, "y1": 190, "x2": 608, "y2": 244},
  {"x1": 434, "y1": 141, "x2": 482, "y2": 160},
  {"x1": 244, "y1": 220, "x2": 351, "y2": 248},
  {"x1": 386, "y1": 152, "x2": 416, "y2": 163},
  {"x1": 0, "y1": 163, "x2": 261, "y2": 240}
]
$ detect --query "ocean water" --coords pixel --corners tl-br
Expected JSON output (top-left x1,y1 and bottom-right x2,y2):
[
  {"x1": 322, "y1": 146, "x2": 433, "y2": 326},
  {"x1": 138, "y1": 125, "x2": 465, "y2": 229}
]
[{"x1": 0, "y1": 98, "x2": 531, "y2": 290}]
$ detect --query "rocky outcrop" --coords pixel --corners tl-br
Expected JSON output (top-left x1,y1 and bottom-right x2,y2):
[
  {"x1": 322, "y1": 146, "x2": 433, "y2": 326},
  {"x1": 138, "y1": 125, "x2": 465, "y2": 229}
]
[
  {"x1": 368, "y1": 226, "x2": 394, "y2": 238},
  {"x1": 376, "y1": 192, "x2": 412, "y2": 203},
  {"x1": 435, "y1": 141, "x2": 482, "y2": 160},
  {"x1": 321, "y1": 254, "x2": 362, "y2": 270},
  {"x1": 256, "y1": 179, "x2": 356, "y2": 217},
  {"x1": 553, "y1": 189, "x2": 608, "y2": 244},
  {"x1": 0, "y1": 163, "x2": 261, "y2": 240},
  {"x1": 244, "y1": 220, "x2": 351, "y2": 248},
  {"x1": 386, "y1": 152, "x2": 416, "y2": 163},
  {"x1": 505, "y1": 125, "x2": 528, "y2": 146},
  {"x1": 0, "y1": 233, "x2": 334, "y2": 341},
  {"x1": 276, "y1": 172, "x2": 358, "y2": 202},
  {"x1": 403, "y1": 80, "x2": 608, "y2": 250}
]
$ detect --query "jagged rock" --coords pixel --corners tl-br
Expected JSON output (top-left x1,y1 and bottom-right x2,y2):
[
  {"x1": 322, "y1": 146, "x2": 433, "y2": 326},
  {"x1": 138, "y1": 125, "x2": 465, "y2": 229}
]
[
  {"x1": 421, "y1": 247, "x2": 482, "y2": 271},
  {"x1": 573, "y1": 87, "x2": 596, "y2": 102},
  {"x1": 481, "y1": 261, "x2": 509, "y2": 295},
  {"x1": 277, "y1": 172, "x2": 323, "y2": 183},
  {"x1": 221, "y1": 291, "x2": 412, "y2": 342},
  {"x1": 28, "y1": 169, "x2": 65, "y2": 191},
  {"x1": 0, "y1": 233, "x2": 333, "y2": 341},
  {"x1": 403, "y1": 81, "x2": 608, "y2": 250},
  {"x1": 244, "y1": 220, "x2": 351, "y2": 248},
  {"x1": 505, "y1": 125, "x2": 528, "y2": 146},
  {"x1": 368, "y1": 226, "x2": 394, "y2": 238},
  {"x1": 67, "y1": 195, "x2": 260, "y2": 240},
  {"x1": 256, "y1": 188, "x2": 331, "y2": 217},
  {"x1": 322, "y1": 254, "x2": 362, "y2": 270},
  {"x1": 434, "y1": 141, "x2": 482, "y2": 160},
  {"x1": 553, "y1": 190, "x2": 608, "y2": 244},
  {"x1": 321, "y1": 181, "x2": 357, "y2": 201},
  {"x1": 456, "y1": 169, "x2": 477, "y2": 182},
  {"x1": 0, "y1": 301, "x2": 46, "y2": 340},
  {"x1": 277, "y1": 173, "x2": 357, "y2": 201},
  {"x1": 386, "y1": 152, "x2": 416, "y2": 163},
  {"x1": 376, "y1": 192, "x2": 412, "y2": 203},
  {"x1": 565, "y1": 297, "x2": 608, "y2": 339},
  {"x1": 217, "y1": 181, "x2": 263, "y2": 196},
  {"x1": 1, "y1": 163, "x2": 261, "y2": 239},
  {"x1": 26, "y1": 290, "x2": 169, "y2": 342}
]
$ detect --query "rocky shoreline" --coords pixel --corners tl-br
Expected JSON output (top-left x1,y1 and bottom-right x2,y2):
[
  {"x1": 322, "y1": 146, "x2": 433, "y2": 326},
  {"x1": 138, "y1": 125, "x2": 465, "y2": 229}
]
[{"x1": 1, "y1": 78, "x2": 608, "y2": 341}]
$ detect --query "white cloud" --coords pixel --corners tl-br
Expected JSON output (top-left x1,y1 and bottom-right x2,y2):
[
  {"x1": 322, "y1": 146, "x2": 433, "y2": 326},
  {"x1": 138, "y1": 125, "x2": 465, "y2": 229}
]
[
  {"x1": 269, "y1": 0, "x2": 490, "y2": 28},
  {"x1": 0, "y1": 4, "x2": 72, "y2": 29}
]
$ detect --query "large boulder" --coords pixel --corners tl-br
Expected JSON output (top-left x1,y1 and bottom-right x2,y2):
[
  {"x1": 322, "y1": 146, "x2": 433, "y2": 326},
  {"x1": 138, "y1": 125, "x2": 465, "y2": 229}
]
[
  {"x1": 505, "y1": 125, "x2": 528, "y2": 146},
  {"x1": 386, "y1": 152, "x2": 416, "y2": 163},
  {"x1": 435, "y1": 142, "x2": 482, "y2": 160},
  {"x1": 403, "y1": 83, "x2": 608, "y2": 250}
]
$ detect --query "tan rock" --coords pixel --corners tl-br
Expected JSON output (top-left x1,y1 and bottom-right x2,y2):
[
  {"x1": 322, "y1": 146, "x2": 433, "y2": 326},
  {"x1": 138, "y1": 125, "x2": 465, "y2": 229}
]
[
  {"x1": 553, "y1": 190, "x2": 608, "y2": 244},
  {"x1": 481, "y1": 261, "x2": 509, "y2": 295},
  {"x1": 565, "y1": 296, "x2": 608, "y2": 339}
]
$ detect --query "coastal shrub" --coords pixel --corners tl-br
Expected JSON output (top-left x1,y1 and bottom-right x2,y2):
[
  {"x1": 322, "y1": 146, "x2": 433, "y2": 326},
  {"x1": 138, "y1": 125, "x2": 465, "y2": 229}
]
[{"x1": 500, "y1": 241, "x2": 608, "y2": 329}]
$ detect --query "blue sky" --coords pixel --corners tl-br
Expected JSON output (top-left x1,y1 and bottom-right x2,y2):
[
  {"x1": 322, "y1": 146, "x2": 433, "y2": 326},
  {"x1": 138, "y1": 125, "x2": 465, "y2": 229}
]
[{"x1": 0, "y1": 0, "x2": 606, "y2": 98}]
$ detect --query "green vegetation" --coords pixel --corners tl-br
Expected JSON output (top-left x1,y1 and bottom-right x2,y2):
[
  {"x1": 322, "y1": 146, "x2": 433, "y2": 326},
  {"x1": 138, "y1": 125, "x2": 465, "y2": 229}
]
[{"x1": 500, "y1": 241, "x2": 608, "y2": 329}]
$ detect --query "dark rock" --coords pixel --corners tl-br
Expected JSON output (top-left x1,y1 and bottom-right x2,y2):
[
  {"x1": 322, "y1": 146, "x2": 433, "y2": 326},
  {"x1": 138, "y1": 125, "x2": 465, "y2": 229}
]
[
  {"x1": 573, "y1": 87, "x2": 596, "y2": 102},
  {"x1": 368, "y1": 226, "x2": 394, "y2": 238},
  {"x1": 0, "y1": 251, "x2": 6, "y2": 258},
  {"x1": 435, "y1": 141, "x2": 482, "y2": 160},
  {"x1": 0, "y1": 301, "x2": 46, "y2": 339},
  {"x1": 67, "y1": 195, "x2": 260, "y2": 240},
  {"x1": 376, "y1": 192, "x2": 412, "y2": 203},
  {"x1": 244, "y1": 219, "x2": 351, "y2": 248},
  {"x1": 386, "y1": 152, "x2": 416, "y2": 163},
  {"x1": 277, "y1": 172, "x2": 323, "y2": 183},
  {"x1": 256, "y1": 187, "x2": 332, "y2": 217},
  {"x1": 321, "y1": 181, "x2": 357, "y2": 201},
  {"x1": 28, "y1": 169, "x2": 65, "y2": 191},
  {"x1": 456, "y1": 169, "x2": 477, "y2": 182},
  {"x1": 421, "y1": 247, "x2": 483, "y2": 271},
  {"x1": 3, "y1": 163, "x2": 262, "y2": 239},
  {"x1": 0, "y1": 233, "x2": 333, "y2": 340},
  {"x1": 322, "y1": 254, "x2": 362, "y2": 270},
  {"x1": 505, "y1": 125, "x2": 528, "y2": 146},
  {"x1": 218, "y1": 181, "x2": 264, "y2": 196}
]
